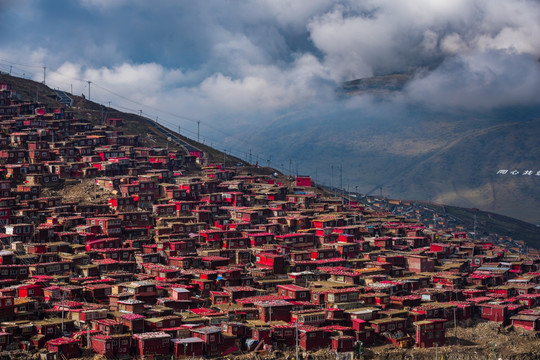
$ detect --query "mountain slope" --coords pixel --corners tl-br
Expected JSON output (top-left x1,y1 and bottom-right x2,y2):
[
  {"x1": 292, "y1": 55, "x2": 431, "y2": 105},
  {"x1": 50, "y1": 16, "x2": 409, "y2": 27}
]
[
  {"x1": 389, "y1": 119, "x2": 540, "y2": 223},
  {"x1": 2, "y1": 73, "x2": 539, "y2": 245}
]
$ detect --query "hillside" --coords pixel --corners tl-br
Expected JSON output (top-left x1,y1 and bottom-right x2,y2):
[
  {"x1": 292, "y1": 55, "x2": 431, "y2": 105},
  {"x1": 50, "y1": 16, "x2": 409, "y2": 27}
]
[
  {"x1": 2, "y1": 73, "x2": 539, "y2": 247},
  {"x1": 0, "y1": 73, "x2": 245, "y2": 166}
]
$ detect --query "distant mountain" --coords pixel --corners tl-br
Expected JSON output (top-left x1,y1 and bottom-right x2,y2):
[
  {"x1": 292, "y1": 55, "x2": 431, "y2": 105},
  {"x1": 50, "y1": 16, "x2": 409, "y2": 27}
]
[{"x1": 244, "y1": 73, "x2": 540, "y2": 226}]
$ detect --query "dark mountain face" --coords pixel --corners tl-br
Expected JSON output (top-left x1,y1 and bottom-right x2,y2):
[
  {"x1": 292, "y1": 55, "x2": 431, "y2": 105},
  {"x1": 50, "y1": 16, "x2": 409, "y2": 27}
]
[{"x1": 240, "y1": 75, "x2": 540, "y2": 225}]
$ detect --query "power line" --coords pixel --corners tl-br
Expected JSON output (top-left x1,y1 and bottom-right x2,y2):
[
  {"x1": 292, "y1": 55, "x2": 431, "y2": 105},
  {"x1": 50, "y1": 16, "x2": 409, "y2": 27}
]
[
  {"x1": 0, "y1": 56, "x2": 43, "y2": 69},
  {"x1": 0, "y1": 59, "x2": 276, "y2": 166}
]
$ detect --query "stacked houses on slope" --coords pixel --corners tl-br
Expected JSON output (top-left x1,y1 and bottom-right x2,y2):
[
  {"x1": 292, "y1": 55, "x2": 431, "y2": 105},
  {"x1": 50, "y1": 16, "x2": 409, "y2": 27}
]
[{"x1": 0, "y1": 82, "x2": 536, "y2": 358}]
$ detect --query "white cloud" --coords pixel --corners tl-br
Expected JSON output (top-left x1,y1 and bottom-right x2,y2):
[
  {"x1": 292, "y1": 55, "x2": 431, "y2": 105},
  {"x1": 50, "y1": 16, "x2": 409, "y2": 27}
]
[
  {"x1": 441, "y1": 33, "x2": 469, "y2": 54},
  {"x1": 406, "y1": 51, "x2": 540, "y2": 110}
]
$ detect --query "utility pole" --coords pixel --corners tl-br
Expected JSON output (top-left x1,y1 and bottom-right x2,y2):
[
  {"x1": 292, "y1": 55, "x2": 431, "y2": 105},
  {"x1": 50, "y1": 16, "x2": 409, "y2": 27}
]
[
  {"x1": 340, "y1": 164, "x2": 343, "y2": 195},
  {"x1": 348, "y1": 184, "x2": 351, "y2": 209},
  {"x1": 87, "y1": 81, "x2": 91, "y2": 100},
  {"x1": 331, "y1": 165, "x2": 334, "y2": 191},
  {"x1": 108, "y1": 101, "x2": 111, "y2": 108},
  {"x1": 289, "y1": 159, "x2": 292, "y2": 177},
  {"x1": 197, "y1": 121, "x2": 200, "y2": 142},
  {"x1": 249, "y1": 149, "x2": 252, "y2": 164},
  {"x1": 454, "y1": 307, "x2": 457, "y2": 342},
  {"x1": 43, "y1": 66, "x2": 46, "y2": 85},
  {"x1": 9, "y1": 65, "x2": 11, "y2": 75},
  {"x1": 61, "y1": 291, "x2": 65, "y2": 334},
  {"x1": 473, "y1": 212, "x2": 477, "y2": 240},
  {"x1": 295, "y1": 321, "x2": 299, "y2": 360},
  {"x1": 139, "y1": 110, "x2": 143, "y2": 117},
  {"x1": 178, "y1": 125, "x2": 181, "y2": 136}
]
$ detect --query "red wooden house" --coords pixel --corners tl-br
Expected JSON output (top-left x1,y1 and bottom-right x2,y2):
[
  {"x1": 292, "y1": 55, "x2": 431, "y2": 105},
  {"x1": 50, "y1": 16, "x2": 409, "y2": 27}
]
[
  {"x1": 414, "y1": 319, "x2": 447, "y2": 348},
  {"x1": 406, "y1": 255, "x2": 435, "y2": 273},
  {"x1": 479, "y1": 303, "x2": 510, "y2": 323},
  {"x1": 132, "y1": 331, "x2": 171, "y2": 356},
  {"x1": 91, "y1": 319, "x2": 124, "y2": 335},
  {"x1": 331, "y1": 335, "x2": 356, "y2": 353},
  {"x1": 299, "y1": 325, "x2": 328, "y2": 351},
  {"x1": 120, "y1": 313, "x2": 146, "y2": 333},
  {"x1": 256, "y1": 299, "x2": 294, "y2": 322},
  {"x1": 256, "y1": 253, "x2": 285, "y2": 274},
  {"x1": 172, "y1": 337, "x2": 205, "y2": 358},
  {"x1": 277, "y1": 284, "x2": 310, "y2": 301},
  {"x1": 295, "y1": 176, "x2": 312, "y2": 187},
  {"x1": 91, "y1": 334, "x2": 131, "y2": 358},
  {"x1": 18, "y1": 284, "x2": 42, "y2": 298},
  {"x1": 510, "y1": 310, "x2": 540, "y2": 331},
  {"x1": 369, "y1": 317, "x2": 408, "y2": 336},
  {"x1": 144, "y1": 315, "x2": 182, "y2": 331},
  {"x1": 335, "y1": 242, "x2": 359, "y2": 259},
  {"x1": 190, "y1": 326, "x2": 223, "y2": 356},
  {"x1": 45, "y1": 337, "x2": 80, "y2": 359}
]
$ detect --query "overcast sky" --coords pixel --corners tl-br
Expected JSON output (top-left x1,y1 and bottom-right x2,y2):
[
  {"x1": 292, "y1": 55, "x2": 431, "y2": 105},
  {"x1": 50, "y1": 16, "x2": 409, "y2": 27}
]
[{"x1": 1, "y1": 0, "x2": 539, "y2": 161}]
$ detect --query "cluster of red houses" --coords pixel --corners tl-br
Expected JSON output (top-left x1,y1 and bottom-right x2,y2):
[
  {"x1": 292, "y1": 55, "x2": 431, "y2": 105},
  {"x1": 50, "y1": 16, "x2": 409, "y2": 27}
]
[{"x1": 0, "y1": 81, "x2": 537, "y2": 359}]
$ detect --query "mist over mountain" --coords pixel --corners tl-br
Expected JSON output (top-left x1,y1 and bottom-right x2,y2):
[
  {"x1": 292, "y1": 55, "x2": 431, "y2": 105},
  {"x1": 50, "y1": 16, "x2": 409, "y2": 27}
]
[
  {"x1": 240, "y1": 92, "x2": 540, "y2": 224},
  {"x1": 233, "y1": 57, "x2": 540, "y2": 223}
]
